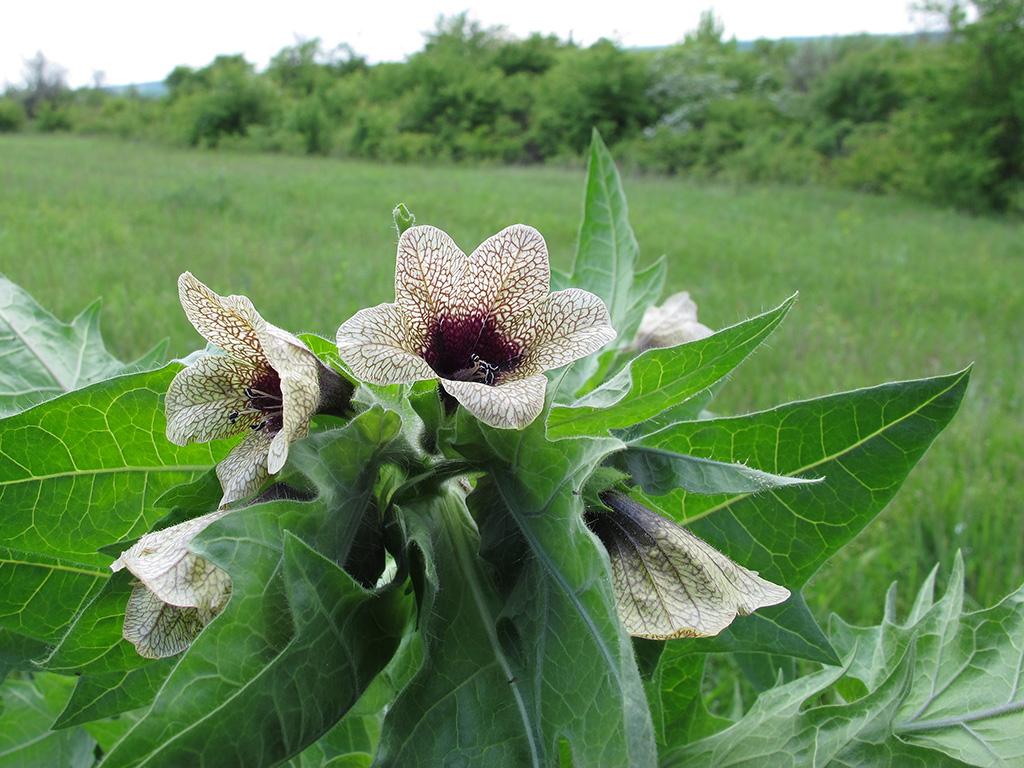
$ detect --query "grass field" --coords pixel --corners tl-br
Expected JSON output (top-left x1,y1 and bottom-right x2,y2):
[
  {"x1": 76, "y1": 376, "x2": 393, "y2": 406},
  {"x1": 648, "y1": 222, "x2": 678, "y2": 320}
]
[{"x1": 2, "y1": 134, "x2": 1021, "y2": 624}]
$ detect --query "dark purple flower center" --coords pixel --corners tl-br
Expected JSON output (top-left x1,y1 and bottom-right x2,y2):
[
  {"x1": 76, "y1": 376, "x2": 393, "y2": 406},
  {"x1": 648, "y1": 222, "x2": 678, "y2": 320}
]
[
  {"x1": 228, "y1": 367, "x2": 284, "y2": 433},
  {"x1": 422, "y1": 314, "x2": 522, "y2": 386}
]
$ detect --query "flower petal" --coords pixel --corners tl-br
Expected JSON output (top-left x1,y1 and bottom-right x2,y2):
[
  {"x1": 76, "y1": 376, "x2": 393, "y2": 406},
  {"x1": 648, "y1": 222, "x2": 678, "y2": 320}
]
[
  {"x1": 336, "y1": 302, "x2": 436, "y2": 385},
  {"x1": 460, "y1": 224, "x2": 550, "y2": 329},
  {"x1": 395, "y1": 225, "x2": 467, "y2": 338},
  {"x1": 178, "y1": 272, "x2": 267, "y2": 364},
  {"x1": 216, "y1": 429, "x2": 273, "y2": 506},
  {"x1": 590, "y1": 493, "x2": 790, "y2": 639},
  {"x1": 165, "y1": 354, "x2": 260, "y2": 445},
  {"x1": 258, "y1": 325, "x2": 322, "y2": 473},
  {"x1": 122, "y1": 584, "x2": 215, "y2": 659},
  {"x1": 441, "y1": 374, "x2": 547, "y2": 429},
  {"x1": 110, "y1": 510, "x2": 232, "y2": 608},
  {"x1": 505, "y1": 288, "x2": 616, "y2": 377},
  {"x1": 633, "y1": 291, "x2": 713, "y2": 352}
]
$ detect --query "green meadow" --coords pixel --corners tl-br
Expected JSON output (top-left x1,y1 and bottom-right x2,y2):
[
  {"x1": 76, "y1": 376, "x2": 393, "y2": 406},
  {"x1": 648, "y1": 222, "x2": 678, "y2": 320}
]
[{"x1": 2, "y1": 134, "x2": 1021, "y2": 623}]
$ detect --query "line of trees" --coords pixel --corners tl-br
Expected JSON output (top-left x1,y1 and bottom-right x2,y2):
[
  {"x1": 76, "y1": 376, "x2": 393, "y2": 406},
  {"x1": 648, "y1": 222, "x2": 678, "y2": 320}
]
[{"x1": 2, "y1": 1, "x2": 1021, "y2": 213}]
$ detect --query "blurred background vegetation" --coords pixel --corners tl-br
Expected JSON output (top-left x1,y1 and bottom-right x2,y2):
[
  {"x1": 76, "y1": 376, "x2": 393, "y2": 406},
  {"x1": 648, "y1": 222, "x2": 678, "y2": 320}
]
[{"x1": 2, "y1": 0, "x2": 1022, "y2": 214}]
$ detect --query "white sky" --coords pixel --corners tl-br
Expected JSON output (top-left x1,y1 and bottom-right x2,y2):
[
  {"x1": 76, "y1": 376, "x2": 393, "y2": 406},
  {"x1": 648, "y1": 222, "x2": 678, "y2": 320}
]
[{"x1": 2, "y1": 1, "x2": 934, "y2": 88}]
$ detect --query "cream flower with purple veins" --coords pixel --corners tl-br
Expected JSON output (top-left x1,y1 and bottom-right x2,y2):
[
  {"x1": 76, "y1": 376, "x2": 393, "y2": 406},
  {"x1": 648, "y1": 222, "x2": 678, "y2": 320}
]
[
  {"x1": 632, "y1": 291, "x2": 713, "y2": 352},
  {"x1": 111, "y1": 510, "x2": 232, "y2": 658},
  {"x1": 167, "y1": 273, "x2": 351, "y2": 505},
  {"x1": 336, "y1": 224, "x2": 616, "y2": 429},
  {"x1": 587, "y1": 491, "x2": 790, "y2": 639}
]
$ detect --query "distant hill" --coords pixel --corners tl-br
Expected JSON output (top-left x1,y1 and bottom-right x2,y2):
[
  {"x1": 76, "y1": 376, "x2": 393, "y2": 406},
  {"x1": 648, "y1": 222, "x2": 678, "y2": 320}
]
[{"x1": 103, "y1": 81, "x2": 167, "y2": 98}]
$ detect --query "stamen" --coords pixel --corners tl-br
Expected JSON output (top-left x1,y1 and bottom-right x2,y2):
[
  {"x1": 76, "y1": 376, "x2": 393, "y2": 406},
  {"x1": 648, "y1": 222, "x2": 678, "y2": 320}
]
[{"x1": 246, "y1": 387, "x2": 282, "y2": 401}]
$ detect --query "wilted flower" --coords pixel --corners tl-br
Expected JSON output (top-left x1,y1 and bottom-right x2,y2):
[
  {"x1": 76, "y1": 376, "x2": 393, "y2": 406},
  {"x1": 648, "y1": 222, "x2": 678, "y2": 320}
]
[
  {"x1": 632, "y1": 291, "x2": 713, "y2": 352},
  {"x1": 336, "y1": 224, "x2": 615, "y2": 429},
  {"x1": 167, "y1": 273, "x2": 351, "y2": 504},
  {"x1": 111, "y1": 511, "x2": 231, "y2": 658},
  {"x1": 586, "y1": 491, "x2": 789, "y2": 638}
]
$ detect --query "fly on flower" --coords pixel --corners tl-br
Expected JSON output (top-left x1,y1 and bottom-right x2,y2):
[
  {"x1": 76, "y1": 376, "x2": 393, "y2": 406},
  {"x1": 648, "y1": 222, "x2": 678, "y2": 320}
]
[
  {"x1": 166, "y1": 273, "x2": 351, "y2": 505},
  {"x1": 336, "y1": 224, "x2": 616, "y2": 429}
]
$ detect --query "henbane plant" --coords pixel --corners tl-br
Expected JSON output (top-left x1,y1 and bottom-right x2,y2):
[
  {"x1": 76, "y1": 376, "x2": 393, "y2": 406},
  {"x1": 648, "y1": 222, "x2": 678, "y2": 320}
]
[{"x1": 0, "y1": 132, "x2": 1013, "y2": 768}]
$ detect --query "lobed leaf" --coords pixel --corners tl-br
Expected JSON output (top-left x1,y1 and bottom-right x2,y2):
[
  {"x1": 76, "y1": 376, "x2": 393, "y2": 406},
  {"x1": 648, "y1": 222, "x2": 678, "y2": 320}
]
[
  {"x1": 0, "y1": 275, "x2": 165, "y2": 417},
  {"x1": 663, "y1": 555, "x2": 1024, "y2": 767},
  {"x1": 53, "y1": 659, "x2": 175, "y2": 729},
  {"x1": 415, "y1": 415, "x2": 659, "y2": 767}
]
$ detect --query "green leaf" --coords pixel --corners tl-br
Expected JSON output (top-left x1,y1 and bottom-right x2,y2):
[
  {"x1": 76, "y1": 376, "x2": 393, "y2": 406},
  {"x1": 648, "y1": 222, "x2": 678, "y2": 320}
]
[
  {"x1": 43, "y1": 572, "x2": 158, "y2": 675},
  {"x1": 0, "y1": 673, "x2": 95, "y2": 768},
  {"x1": 410, "y1": 415, "x2": 657, "y2": 767},
  {"x1": 0, "y1": 366, "x2": 224, "y2": 649},
  {"x1": 644, "y1": 647, "x2": 729, "y2": 748},
  {"x1": 0, "y1": 630, "x2": 49, "y2": 680},
  {"x1": 100, "y1": 410, "x2": 410, "y2": 767},
  {"x1": 0, "y1": 275, "x2": 165, "y2": 417},
  {"x1": 547, "y1": 297, "x2": 795, "y2": 439},
  {"x1": 289, "y1": 630, "x2": 422, "y2": 768},
  {"x1": 638, "y1": 368, "x2": 970, "y2": 661},
  {"x1": 619, "y1": 443, "x2": 820, "y2": 496},
  {"x1": 53, "y1": 659, "x2": 175, "y2": 729},
  {"x1": 663, "y1": 555, "x2": 1023, "y2": 768},
  {"x1": 832, "y1": 553, "x2": 1024, "y2": 767},
  {"x1": 558, "y1": 131, "x2": 666, "y2": 397}
]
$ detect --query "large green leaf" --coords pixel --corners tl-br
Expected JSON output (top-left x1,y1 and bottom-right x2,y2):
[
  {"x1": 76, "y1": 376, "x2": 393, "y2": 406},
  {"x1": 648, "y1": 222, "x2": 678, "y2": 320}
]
[
  {"x1": 636, "y1": 369, "x2": 970, "y2": 661},
  {"x1": 376, "y1": 491, "x2": 546, "y2": 766},
  {"x1": 0, "y1": 275, "x2": 166, "y2": 417},
  {"x1": 0, "y1": 366, "x2": 224, "y2": 649},
  {"x1": 0, "y1": 673, "x2": 95, "y2": 768},
  {"x1": 547, "y1": 297, "x2": 794, "y2": 439},
  {"x1": 662, "y1": 556, "x2": 1023, "y2": 768},
  {"x1": 643, "y1": 647, "x2": 729, "y2": 749},
  {"x1": 53, "y1": 659, "x2": 175, "y2": 729},
  {"x1": 558, "y1": 131, "x2": 666, "y2": 397},
  {"x1": 290, "y1": 631, "x2": 422, "y2": 768},
  {"x1": 100, "y1": 409, "x2": 410, "y2": 768},
  {"x1": 411, "y1": 415, "x2": 657, "y2": 767},
  {"x1": 831, "y1": 554, "x2": 1024, "y2": 766}
]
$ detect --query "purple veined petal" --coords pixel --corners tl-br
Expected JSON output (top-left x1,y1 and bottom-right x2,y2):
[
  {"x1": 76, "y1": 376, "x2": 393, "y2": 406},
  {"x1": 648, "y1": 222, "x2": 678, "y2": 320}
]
[
  {"x1": 394, "y1": 225, "x2": 468, "y2": 341},
  {"x1": 177, "y1": 272, "x2": 268, "y2": 364},
  {"x1": 165, "y1": 354, "x2": 261, "y2": 445},
  {"x1": 216, "y1": 428, "x2": 274, "y2": 506},
  {"x1": 459, "y1": 224, "x2": 551, "y2": 330},
  {"x1": 440, "y1": 374, "x2": 547, "y2": 429},
  {"x1": 336, "y1": 301, "x2": 436, "y2": 385},
  {"x1": 110, "y1": 510, "x2": 232, "y2": 608},
  {"x1": 504, "y1": 288, "x2": 617, "y2": 378}
]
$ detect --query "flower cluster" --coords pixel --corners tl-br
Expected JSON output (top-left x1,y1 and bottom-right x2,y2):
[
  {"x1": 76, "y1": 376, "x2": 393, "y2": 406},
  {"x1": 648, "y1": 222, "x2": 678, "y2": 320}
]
[{"x1": 113, "y1": 222, "x2": 784, "y2": 658}]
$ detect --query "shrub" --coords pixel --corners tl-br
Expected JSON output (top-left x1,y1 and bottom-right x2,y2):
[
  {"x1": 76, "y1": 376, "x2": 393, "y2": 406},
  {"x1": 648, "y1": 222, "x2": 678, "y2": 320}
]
[{"x1": 0, "y1": 98, "x2": 26, "y2": 132}]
